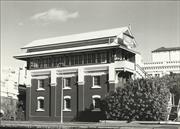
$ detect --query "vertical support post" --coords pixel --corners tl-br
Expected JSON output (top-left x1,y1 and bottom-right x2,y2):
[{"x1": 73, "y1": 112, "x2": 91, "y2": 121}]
[{"x1": 60, "y1": 72, "x2": 63, "y2": 123}]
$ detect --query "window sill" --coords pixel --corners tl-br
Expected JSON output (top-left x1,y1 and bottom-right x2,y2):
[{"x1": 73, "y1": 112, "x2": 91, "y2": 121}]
[
  {"x1": 36, "y1": 108, "x2": 45, "y2": 112},
  {"x1": 63, "y1": 109, "x2": 72, "y2": 112},
  {"x1": 91, "y1": 85, "x2": 101, "y2": 89},
  {"x1": 36, "y1": 88, "x2": 45, "y2": 91},
  {"x1": 63, "y1": 87, "x2": 71, "y2": 90}
]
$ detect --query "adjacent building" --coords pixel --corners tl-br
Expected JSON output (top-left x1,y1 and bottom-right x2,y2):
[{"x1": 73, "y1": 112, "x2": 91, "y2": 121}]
[
  {"x1": 14, "y1": 27, "x2": 145, "y2": 121},
  {"x1": 143, "y1": 47, "x2": 180, "y2": 77},
  {"x1": 0, "y1": 67, "x2": 26, "y2": 120},
  {"x1": 143, "y1": 47, "x2": 180, "y2": 121}
]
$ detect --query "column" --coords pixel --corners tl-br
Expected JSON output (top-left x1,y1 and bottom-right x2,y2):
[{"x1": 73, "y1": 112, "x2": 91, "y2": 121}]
[
  {"x1": 77, "y1": 68, "x2": 84, "y2": 112},
  {"x1": 109, "y1": 65, "x2": 116, "y2": 91},
  {"x1": 50, "y1": 69, "x2": 56, "y2": 120},
  {"x1": 25, "y1": 70, "x2": 31, "y2": 120}
]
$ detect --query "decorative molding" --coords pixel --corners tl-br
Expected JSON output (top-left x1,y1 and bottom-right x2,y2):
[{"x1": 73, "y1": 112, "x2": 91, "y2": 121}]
[
  {"x1": 57, "y1": 68, "x2": 78, "y2": 74},
  {"x1": 36, "y1": 109, "x2": 45, "y2": 112},
  {"x1": 50, "y1": 83, "x2": 56, "y2": 87},
  {"x1": 63, "y1": 109, "x2": 72, "y2": 112},
  {"x1": 91, "y1": 85, "x2": 101, "y2": 89},
  {"x1": 31, "y1": 76, "x2": 49, "y2": 79},
  {"x1": 108, "y1": 80, "x2": 115, "y2": 84},
  {"x1": 26, "y1": 84, "x2": 31, "y2": 88},
  {"x1": 57, "y1": 73, "x2": 77, "y2": 78},
  {"x1": 77, "y1": 82, "x2": 84, "y2": 85},
  {"x1": 84, "y1": 66, "x2": 108, "y2": 72},
  {"x1": 31, "y1": 71, "x2": 50, "y2": 76},
  {"x1": 92, "y1": 95, "x2": 101, "y2": 99},
  {"x1": 85, "y1": 71, "x2": 107, "y2": 76},
  {"x1": 64, "y1": 96, "x2": 71, "y2": 99},
  {"x1": 37, "y1": 96, "x2": 44, "y2": 99},
  {"x1": 36, "y1": 88, "x2": 45, "y2": 91}
]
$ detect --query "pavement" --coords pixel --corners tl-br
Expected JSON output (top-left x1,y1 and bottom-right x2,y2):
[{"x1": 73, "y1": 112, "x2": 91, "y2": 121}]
[{"x1": 0, "y1": 120, "x2": 180, "y2": 129}]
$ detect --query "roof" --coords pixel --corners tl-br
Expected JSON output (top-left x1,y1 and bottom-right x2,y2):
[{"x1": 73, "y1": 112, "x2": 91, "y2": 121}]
[
  {"x1": 14, "y1": 43, "x2": 138, "y2": 60},
  {"x1": 152, "y1": 47, "x2": 180, "y2": 52},
  {"x1": 15, "y1": 43, "x2": 119, "y2": 60},
  {"x1": 23, "y1": 27, "x2": 130, "y2": 49}
]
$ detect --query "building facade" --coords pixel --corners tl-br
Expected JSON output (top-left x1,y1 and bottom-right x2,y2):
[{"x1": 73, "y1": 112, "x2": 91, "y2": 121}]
[
  {"x1": 143, "y1": 47, "x2": 180, "y2": 77},
  {"x1": 0, "y1": 67, "x2": 26, "y2": 120},
  {"x1": 14, "y1": 27, "x2": 145, "y2": 121}
]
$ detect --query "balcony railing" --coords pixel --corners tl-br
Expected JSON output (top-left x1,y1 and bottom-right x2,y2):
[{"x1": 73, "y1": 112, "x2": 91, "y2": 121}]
[{"x1": 114, "y1": 60, "x2": 135, "y2": 71}]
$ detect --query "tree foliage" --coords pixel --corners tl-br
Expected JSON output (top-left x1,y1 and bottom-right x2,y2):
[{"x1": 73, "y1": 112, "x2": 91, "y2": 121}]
[
  {"x1": 101, "y1": 78, "x2": 170, "y2": 121},
  {"x1": 163, "y1": 73, "x2": 180, "y2": 96}
]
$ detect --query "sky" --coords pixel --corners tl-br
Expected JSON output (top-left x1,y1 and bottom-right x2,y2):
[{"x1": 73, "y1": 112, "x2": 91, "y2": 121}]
[{"x1": 1, "y1": 1, "x2": 180, "y2": 69}]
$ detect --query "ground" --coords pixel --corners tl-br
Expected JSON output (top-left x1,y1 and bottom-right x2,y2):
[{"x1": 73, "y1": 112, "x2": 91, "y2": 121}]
[{"x1": 0, "y1": 121, "x2": 180, "y2": 129}]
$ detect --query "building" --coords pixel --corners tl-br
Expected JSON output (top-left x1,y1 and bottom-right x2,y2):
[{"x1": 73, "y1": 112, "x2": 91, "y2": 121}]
[
  {"x1": 143, "y1": 47, "x2": 180, "y2": 77},
  {"x1": 0, "y1": 67, "x2": 26, "y2": 120},
  {"x1": 143, "y1": 47, "x2": 180, "y2": 121},
  {"x1": 14, "y1": 27, "x2": 145, "y2": 121}
]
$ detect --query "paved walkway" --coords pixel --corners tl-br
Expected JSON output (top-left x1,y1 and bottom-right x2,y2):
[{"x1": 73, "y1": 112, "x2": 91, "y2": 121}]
[{"x1": 0, "y1": 121, "x2": 180, "y2": 129}]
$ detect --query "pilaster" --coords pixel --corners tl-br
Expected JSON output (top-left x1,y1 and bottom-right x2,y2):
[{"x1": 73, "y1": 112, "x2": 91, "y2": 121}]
[
  {"x1": 50, "y1": 69, "x2": 57, "y2": 120},
  {"x1": 77, "y1": 68, "x2": 85, "y2": 112}
]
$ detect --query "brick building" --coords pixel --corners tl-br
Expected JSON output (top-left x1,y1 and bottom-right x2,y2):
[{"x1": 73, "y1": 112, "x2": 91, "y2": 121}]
[{"x1": 14, "y1": 27, "x2": 145, "y2": 121}]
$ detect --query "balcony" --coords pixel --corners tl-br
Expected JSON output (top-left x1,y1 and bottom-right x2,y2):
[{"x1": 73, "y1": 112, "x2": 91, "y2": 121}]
[{"x1": 114, "y1": 60, "x2": 135, "y2": 72}]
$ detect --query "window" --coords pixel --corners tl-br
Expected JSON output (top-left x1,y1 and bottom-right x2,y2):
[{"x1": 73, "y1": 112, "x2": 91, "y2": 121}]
[
  {"x1": 36, "y1": 96, "x2": 45, "y2": 111},
  {"x1": 37, "y1": 79, "x2": 45, "y2": 90},
  {"x1": 92, "y1": 76, "x2": 101, "y2": 88},
  {"x1": 92, "y1": 95, "x2": 101, "y2": 111},
  {"x1": 64, "y1": 96, "x2": 71, "y2": 111},
  {"x1": 79, "y1": 55, "x2": 83, "y2": 64},
  {"x1": 92, "y1": 53, "x2": 96, "y2": 63},
  {"x1": 88, "y1": 54, "x2": 92, "y2": 63},
  {"x1": 96, "y1": 53, "x2": 101, "y2": 63},
  {"x1": 65, "y1": 56, "x2": 69, "y2": 66},
  {"x1": 101, "y1": 53, "x2": 107, "y2": 63},
  {"x1": 84, "y1": 54, "x2": 88, "y2": 64},
  {"x1": 71, "y1": 56, "x2": 75, "y2": 65},
  {"x1": 75, "y1": 55, "x2": 79, "y2": 65},
  {"x1": 63, "y1": 78, "x2": 71, "y2": 89}
]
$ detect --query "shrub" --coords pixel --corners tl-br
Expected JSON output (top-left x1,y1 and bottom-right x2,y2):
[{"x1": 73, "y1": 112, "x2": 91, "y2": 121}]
[{"x1": 101, "y1": 78, "x2": 170, "y2": 121}]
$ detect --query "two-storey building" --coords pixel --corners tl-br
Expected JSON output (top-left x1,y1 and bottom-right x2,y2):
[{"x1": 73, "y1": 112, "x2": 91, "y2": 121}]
[
  {"x1": 143, "y1": 47, "x2": 180, "y2": 77},
  {"x1": 14, "y1": 27, "x2": 145, "y2": 121}
]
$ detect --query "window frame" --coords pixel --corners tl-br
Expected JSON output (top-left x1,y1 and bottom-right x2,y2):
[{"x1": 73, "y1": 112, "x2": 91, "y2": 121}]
[
  {"x1": 63, "y1": 78, "x2": 71, "y2": 90},
  {"x1": 92, "y1": 76, "x2": 101, "y2": 89},
  {"x1": 92, "y1": 95, "x2": 101, "y2": 111},
  {"x1": 36, "y1": 96, "x2": 45, "y2": 112},
  {"x1": 63, "y1": 96, "x2": 71, "y2": 111},
  {"x1": 37, "y1": 79, "x2": 45, "y2": 91}
]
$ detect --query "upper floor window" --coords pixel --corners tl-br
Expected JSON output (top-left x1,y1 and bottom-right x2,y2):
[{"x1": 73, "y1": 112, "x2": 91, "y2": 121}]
[
  {"x1": 63, "y1": 78, "x2": 71, "y2": 89},
  {"x1": 92, "y1": 76, "x2": 101, "y2": 88},
  {"x1": 36, "y1": 96, "x2": 45, "y2": 111},
  {"x1": 37, "y1": 79, "x2": 45, "y2": 91},
  {"x1": 65, "y1": 56, "x2": 69, "y2": 66},
  {"x1": 29, "y1": 50, "x2": 113, "y2": 69},
  {"x1": 101, "y1": 53, "x2": 107, "y2": 63}
]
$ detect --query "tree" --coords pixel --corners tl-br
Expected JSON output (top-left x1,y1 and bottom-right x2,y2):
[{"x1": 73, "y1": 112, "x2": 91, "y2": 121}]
[{"x1": 101, "y1": 78, "x2": 170, "y2": 121}]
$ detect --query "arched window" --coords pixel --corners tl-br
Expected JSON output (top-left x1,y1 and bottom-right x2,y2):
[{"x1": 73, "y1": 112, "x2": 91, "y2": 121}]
[
  {"x1": 36, "y1": 96, "x2": 45, "y2": 111},
  {"x1": 63, "y1": 96, "x2": 71, "y2": 111},
  {"x1": 92, "y1": 95, "x2": 101, "y2": 111}
]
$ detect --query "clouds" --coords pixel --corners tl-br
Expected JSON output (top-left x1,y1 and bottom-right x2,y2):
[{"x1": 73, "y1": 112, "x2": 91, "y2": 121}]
[{"x1": 30, "y1": 8, "x2": 79, "y2": 23}]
